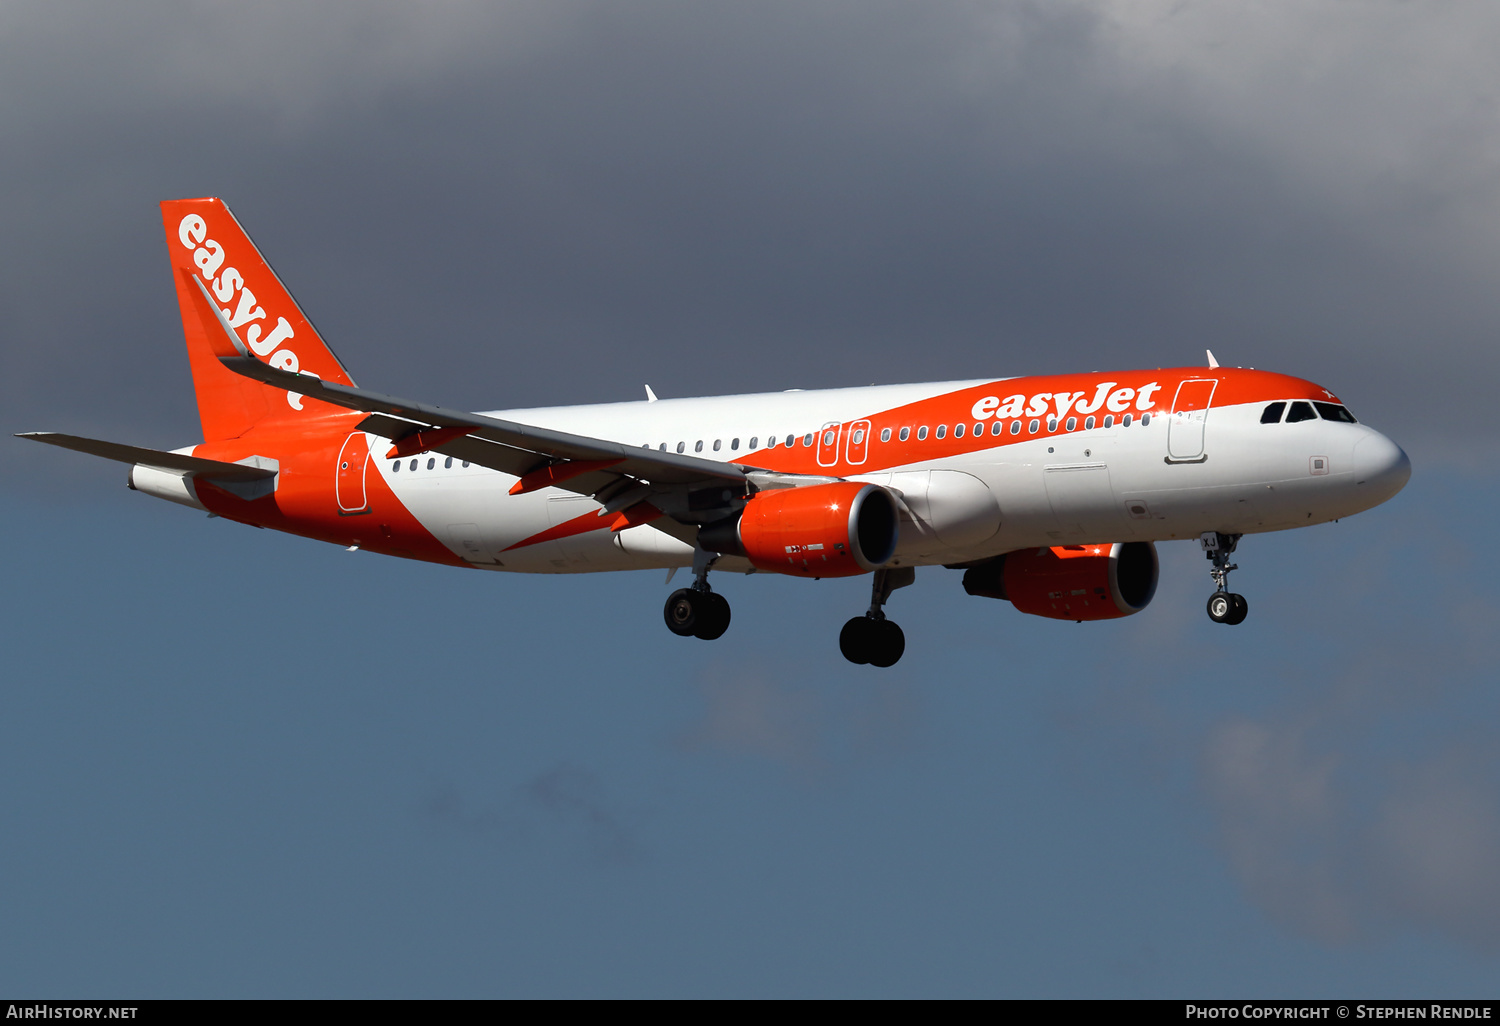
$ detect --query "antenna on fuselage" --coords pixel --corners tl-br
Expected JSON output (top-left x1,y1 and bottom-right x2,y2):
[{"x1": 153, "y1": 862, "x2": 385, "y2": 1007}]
[{"x1": 1206, "y1": 350, "x2": 1220, "y2": 369}]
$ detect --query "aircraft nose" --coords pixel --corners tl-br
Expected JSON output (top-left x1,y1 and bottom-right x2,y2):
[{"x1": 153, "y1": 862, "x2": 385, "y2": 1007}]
[{"x1": 1352, "y1": 431, "x2": 1411, "y2": 502}]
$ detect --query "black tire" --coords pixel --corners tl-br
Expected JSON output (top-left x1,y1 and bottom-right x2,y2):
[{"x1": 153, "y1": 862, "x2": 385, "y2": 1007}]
[
  {"x1": 869, "y1": 619, "x2": 905, "y2": 668},
  {"x1": 664, "y1": 588, "x2": 701, "y2": 637},
  {"x1": 1207, "y1": 592, "x2": 1233, "y2": 623},
  {"x1": 1225, "y1": 593, "x2": 1249, "y2": 626},
  {"x1": 840, "y1": 617, "x2": 873, "y2": 664},
  {"x1": 694, "y1": 592, "x2": 731, "y2": 641}
]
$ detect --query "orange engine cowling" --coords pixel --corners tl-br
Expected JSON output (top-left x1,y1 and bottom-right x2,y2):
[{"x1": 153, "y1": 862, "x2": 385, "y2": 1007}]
[
  {"x1": 962, "y1": 542, "x2": 1159, "y2": 621},
  {"x1": 698, "y1": 482, "x2": 899, "y2": 578}
]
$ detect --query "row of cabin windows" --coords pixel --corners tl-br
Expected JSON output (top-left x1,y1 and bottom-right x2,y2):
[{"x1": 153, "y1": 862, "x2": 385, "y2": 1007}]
[
  {"x1": 643, "y1": 412, "x2": 1153, "y2": 456},
  {"x1": 649, "y1": 434, "x2": 818, "y2": 454},
  {"x1": 385, "y1": 404, "x2": 1347, "y2": 476},
  {"x1": 1260, "y1": 401, "x2": 1357, "y2": 425},
  {"x1": 391, "y1": 456, "x2": 471, "y2": 472}
]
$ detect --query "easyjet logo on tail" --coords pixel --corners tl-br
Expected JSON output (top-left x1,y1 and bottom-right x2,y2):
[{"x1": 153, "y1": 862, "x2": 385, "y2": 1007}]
[{"x1": 177, "y1": 213, "x2": 307, "y2": 409}]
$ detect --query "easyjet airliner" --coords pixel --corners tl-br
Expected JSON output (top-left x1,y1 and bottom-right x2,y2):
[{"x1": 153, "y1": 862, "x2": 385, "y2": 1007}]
[{"x1": 22, "y1": 199, "x2": 1411, "y2": 666}]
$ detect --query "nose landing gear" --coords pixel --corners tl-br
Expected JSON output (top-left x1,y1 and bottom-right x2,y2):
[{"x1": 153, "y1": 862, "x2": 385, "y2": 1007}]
[
  {"x1": 840, "y1": 567, "x2": 914, "y2": 667},
  {"x1": 664, "y1": 548, "x2": 730, "y2": 640},
  {"x1": 1201, "y1": 532, "x2": 1248, "y2": 625}
]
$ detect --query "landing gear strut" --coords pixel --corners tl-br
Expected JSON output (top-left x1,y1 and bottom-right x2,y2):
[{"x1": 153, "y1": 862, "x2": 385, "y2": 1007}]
[
  {"x1": 1201, "y1": 532, "x2": 1248, "y2": 625},
  {"x1": 840, "y1": 567, "x2": 914, "y2": 667},
  {"x1": 664, "y1": 548, "x2": 731, "y2": 641}
]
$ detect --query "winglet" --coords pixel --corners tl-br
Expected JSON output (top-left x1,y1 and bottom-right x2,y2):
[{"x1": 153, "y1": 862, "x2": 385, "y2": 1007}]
[
  {"x1": 1206, "y1": 349, "x2": 1220, "y2": 369},
  {"x1": 645, "y1": 385, "x2": 658, "y2": 403},
  {"x1": 185, "y1": 271, "x2": 251, "y2": 359}
]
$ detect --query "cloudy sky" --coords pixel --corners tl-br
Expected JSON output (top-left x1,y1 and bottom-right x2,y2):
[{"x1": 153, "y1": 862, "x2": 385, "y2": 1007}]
[{"x1": 3, "y1": 1, "x2": 1499, "y2": 996}]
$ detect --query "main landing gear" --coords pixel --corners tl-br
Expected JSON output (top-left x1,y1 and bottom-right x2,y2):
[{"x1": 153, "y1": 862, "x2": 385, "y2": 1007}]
[
  {"x1": 1201, "y1": 532, "x2": 1248, "y2": 625},
  {"x1": 664, "y1": 549, "x2": 731, "y2": 641},
  {"x1": 840, "y1": 567, "x2": 915, "y2": 668}
]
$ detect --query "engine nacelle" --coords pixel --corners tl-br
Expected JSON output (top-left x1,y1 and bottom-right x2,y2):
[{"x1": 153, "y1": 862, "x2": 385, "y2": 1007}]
[
  {"x1": 699, "y1": 482, "x2": 899, "y2": 578},
  {"x1": 962, "y1": 541, "x2": 1159, "y2": 621}
]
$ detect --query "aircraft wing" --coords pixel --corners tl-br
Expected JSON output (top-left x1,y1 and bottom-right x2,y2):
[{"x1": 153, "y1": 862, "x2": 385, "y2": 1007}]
[
  {"x1": 185, "y1": 272, "x2": 756, "y2": 498},
  {"x1": 17, "y1": 432, "x2": 277, "y2": 481}
]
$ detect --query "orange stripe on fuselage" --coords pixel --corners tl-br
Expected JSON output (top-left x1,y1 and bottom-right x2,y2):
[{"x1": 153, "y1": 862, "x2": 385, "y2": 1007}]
[
  {"x1": 192, "y1": 414, "x2": 470, "y2": 567},
  {"x1": 728, "y1": 367, "x2": 1338, "y2": 477}
]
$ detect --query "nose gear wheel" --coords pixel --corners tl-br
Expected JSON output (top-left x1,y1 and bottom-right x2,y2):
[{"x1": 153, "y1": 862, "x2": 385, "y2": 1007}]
[{"x1": 1201, "y1": 532, "x2": 1248, "y2": 626}]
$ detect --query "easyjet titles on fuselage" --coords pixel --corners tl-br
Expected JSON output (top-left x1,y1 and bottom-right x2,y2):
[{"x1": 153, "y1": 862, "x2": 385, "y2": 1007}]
[{"x1": 968, "y1": 381, "x2": 1164, "y2": 422}]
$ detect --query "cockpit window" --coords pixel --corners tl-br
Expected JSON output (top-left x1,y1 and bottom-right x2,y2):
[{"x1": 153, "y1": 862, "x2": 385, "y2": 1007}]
[
  {"x1": 1314, "y1": 402, "x2": 1357, "y2": 423},
  {"x1": 1286, "y1": 401, "x2": 1317, "y2": 423},
  {"x1": 1260, "y1": 402, "x2": 1286, "y2": 424}
]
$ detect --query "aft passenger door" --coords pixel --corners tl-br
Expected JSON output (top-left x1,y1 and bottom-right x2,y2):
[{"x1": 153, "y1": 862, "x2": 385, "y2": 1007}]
[
  {"x1": 336, "y1": 432, "x2": 370, "y2": 514},
  {"x1": 1167, "y1": 379, "x2": 1216, "y2": 463}
]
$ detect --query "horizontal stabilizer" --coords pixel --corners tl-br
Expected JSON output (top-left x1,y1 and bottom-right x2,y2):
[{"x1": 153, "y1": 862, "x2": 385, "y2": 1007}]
[{"x1": 17, "y1": 432, "x2": 276, "y2": 482}]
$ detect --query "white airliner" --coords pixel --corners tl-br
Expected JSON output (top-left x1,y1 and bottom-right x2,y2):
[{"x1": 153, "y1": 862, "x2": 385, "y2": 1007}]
[{"x1": 22, "y1": 198, "x2": 1412, "y2": 666}]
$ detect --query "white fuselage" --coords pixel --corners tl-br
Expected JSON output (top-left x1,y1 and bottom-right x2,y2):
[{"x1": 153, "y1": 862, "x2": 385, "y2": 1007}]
[{"x1": 374, "y1": 380, "x2": 1410, "y2": 574}]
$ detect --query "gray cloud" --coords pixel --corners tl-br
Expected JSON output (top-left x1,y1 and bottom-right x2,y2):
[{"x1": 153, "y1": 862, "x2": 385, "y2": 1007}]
[
  {"x1": 1204, "y1": 719, "x2": 1500, "y2": 948},
  {"x1": 7, "y1": 1, "x2": 1500, "y2": 488},
  {"x1": 423, "y1": 763, "x2": 637, "y2": 864},
  {"x1": 677, "y1": 662, "x2": 920, "y2": 775}
]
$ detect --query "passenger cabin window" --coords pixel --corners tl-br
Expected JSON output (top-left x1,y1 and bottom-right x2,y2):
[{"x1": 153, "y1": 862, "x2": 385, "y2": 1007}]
[
  {"x1": 1123, "y1": 414, "x2": 1132, "y2": 427},
  {"x1": 899, "y1": 427, "x2": 910, "y2": 441},
  {"x1": 1010, "y1": 420, "x2": 1021, "y2": 435},
  {"x1": 936, "y1": 425, "x2": 947, "y2": 439},
  {"x1": 953, "y1": 424, "x2": 964, "y2": 439},
  {"x1": 917, "y1": 426, "x2": 928, "y2": 440},
  {"x1": 392, "y1": 460, "x2": 400, "y2": 472},
  {"x1": 1286, "y1": 401, "x2": 1317, "y2": 423},
  {"x1": 427, "y1": 458, "x2": 436, "y2": 470},
  {"x1": 991, "y1": 421, "x2": 1002, "y2": 436},
  {"x1": 786, "y1": 434, "x2": 796, "y2": 447},
  {"x1": 1315, "y1": 402, "x2": 1357, "y2": 423},
  {"x1": 1065, "y1": 417, "x2": 1077, "y2": 431},
  {"x1": 1103, "y1": 415, "x2": 1113, "y2": 428},
  {"x1": 409, "y1": 459, "x2": 418, "y2": 471},
  {"x1": 1047, "y1": 418, "x2": 1057, "y2": 432},
  {"x1": 730, "y1": 438, "x2": 739, "y2": 450},
  {"x1": 852, "y1": 429, "x2": 864, "y2": 444},
  {"x1": 695, "y1": 440, "x2": 704, "y2": 452},
  {"x1": 881, "y1": 428, "x2": 891, "y2": 442},
  {"x1": 802, "y1": 434, "x2": 813, "y2": 447},
  {"x1": 1261, "y1": 402, "x2": 1287, "y2": 424},
  {"x1": 1141, "y1": 413, "x2": 1151, "y2": 425},
  {"x1": 1084, "y1": 416, "x2": 1094, "y2": 430},
  {"x1": 1028, "y1": 419, "x2": 1039, "y2": 434},
  {"x1": 677, "y1": 442, "x2": 686, "y2": 453},
  {"x1": 444, "y1": 457, "x2": 453, "y2": 468},
  {"x1": 713, "y1": 439, "x2": 721, "y2": 451},
  {"x1": 749, "y1": 437, "x2": 758, "y2": 448}
]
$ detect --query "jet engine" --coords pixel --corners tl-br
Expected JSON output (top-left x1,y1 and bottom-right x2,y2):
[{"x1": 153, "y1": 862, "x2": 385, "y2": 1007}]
[
  {"x1": 699, "y1": 482, "x2": 899, "y2": 578},
  {"x1": 962, "y1": 541, "x2": 1158, "y2": 621}
]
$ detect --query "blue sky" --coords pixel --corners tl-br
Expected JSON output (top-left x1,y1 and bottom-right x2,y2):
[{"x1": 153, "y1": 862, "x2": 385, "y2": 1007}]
[{"x1": 4, "y1": 1, "x2": 1500, "y2": 997}]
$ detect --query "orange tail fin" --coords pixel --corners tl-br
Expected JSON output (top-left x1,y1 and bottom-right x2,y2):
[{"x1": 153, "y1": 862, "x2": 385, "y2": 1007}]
[{"x1": 161, "y1": 198, "x2": 356, "y2": 441}]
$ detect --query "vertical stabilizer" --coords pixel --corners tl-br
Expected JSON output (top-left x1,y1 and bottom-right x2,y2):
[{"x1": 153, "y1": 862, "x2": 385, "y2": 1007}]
[{"x1": 161, "y1": 198, "x2": 356, "y2": 441}]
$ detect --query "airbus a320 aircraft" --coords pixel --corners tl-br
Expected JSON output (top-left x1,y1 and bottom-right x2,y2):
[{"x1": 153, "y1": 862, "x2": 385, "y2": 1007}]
[{"x1": 23, "y1": 199, "x2": 1411, "y2": 667}]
